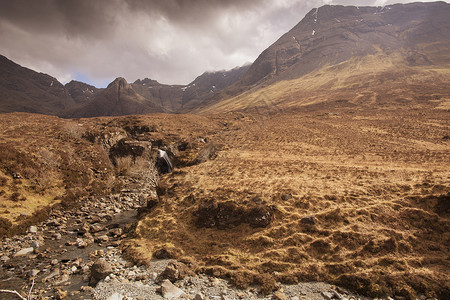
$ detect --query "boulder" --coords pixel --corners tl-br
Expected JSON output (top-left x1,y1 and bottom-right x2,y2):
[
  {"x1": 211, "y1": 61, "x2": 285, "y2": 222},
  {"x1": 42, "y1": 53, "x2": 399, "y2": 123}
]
[
  {"x1": 159, "y1": 261, "x2": 191, "y2": 282},
  {"x1": 89, "y1": 259, "x2": 112, "y2": 286},
  {"x1": 160, "y1": 279, "x2": 186, "y2": 299}
]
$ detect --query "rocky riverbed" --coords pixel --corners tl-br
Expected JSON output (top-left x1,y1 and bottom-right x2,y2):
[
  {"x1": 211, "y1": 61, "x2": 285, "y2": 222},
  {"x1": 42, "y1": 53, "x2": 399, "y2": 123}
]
[{"x1": 0, "y1": 177, "x2": 371, "y2": 300}]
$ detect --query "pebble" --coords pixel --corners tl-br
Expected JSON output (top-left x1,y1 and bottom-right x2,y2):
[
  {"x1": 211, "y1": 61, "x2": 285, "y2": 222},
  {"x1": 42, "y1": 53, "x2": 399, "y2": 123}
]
[
  {"x1": 14, "y1": 247, "x2": 34, "y2": 257},
  {"x1": 107, "y1": 293, "x2": 124, "y2": 300}
]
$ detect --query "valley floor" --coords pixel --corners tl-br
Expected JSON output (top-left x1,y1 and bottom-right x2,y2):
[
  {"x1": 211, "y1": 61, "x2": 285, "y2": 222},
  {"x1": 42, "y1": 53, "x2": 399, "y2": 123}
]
[
  {"x1": 129, "y1": 104, "x2": 449, "y2": 299},
  {"x1": 0, "y1": 101, "x2": 448, "y2": 299}
]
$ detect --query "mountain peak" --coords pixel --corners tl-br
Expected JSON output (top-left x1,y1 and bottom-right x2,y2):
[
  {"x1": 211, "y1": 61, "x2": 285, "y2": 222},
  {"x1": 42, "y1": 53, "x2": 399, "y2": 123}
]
[{"x1": 108, "y1": 77, "x2": 129, "y2": 89}]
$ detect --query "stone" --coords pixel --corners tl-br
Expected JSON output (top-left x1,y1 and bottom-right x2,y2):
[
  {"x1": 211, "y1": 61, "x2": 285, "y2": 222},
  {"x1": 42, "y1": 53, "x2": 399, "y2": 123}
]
[
  {"x1": 109, "y1": 228, "x2": 123, "y2": 236},
  {"x1": 89, "y1": 259, "x2": 113, "y2": 286},
  {"x1": 194, "y1": 293, "x2": 205, "y2": 300},
  {"x1": 55, "y1": 287, "x2": 67, "y2": 300},
  {"x1": 90, "y1": 223, "x2": 106, "y2": 233},
  {"x1": 29, "y1": 225, "x2": 38, "y2": 233},
  {"x1": 43, "y1": 269, "x2": 60, "y2": 282},
  {"x1": 159, "y1": 261, "x2": 191, "y2": 282},
  {"x1": 107, "y1": 293, "x2": 124, "y2": 300},
  {"x1": 273, "y1": 290, "x2": 288, "y2": 300},
  {"x1": 301, "y1": 215, "x2": 316, "y2": 225},
  {"x1": 78, "y1": 223, "x2": 90, "y2": 234},
  {"x1": 51, "y1": 259, "x2": 59, "y2": 265},
  {"x1": 14, "y1": 247, "x2": 34, "y2": 257},
  {"x1": 95, "y1": 235, "x2": 110, "y2": 243},
  {"x1": 54, "y1": 233, "x2": 62, "y2": 240},
  {"x1": 31, "y1": 241, "x2": 40, "y2": 248},
  {"x1": 0, "y1": 255, "x2": 10, "y2": 262},
  {"x1": 160, "y1": 279, "x2": 186, "y2": 299},
  {"x1": 322, "y1": 291, "x2": 338, "y2": 300},
  {"x1": 28, "y1": 269, "x2": 40, "y2": 278},
  {"x1": 77, "y1": 237, "x2": 93, "y2": 248}
]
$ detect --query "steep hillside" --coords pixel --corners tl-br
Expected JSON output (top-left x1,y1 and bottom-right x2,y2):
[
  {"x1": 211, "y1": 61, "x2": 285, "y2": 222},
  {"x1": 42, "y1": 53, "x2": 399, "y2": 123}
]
[
  {"x1": 65, "y1": 80, "x2": 101, "y2": 104},
  {"x1": 201, "y1": 1, "x2": 450, "y2": 112},
  {"x1": 180, "y1": 65, "x2": 251, "y2": 111},
  {"x1": 0, "y1": 55, "x2": 76, "y2": 115}
]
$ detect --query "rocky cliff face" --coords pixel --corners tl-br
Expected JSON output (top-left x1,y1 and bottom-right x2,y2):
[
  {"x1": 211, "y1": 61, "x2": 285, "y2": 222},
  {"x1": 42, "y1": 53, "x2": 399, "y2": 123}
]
[
  {"x1": 65, "y1": 80, "x2": 100, "y2": 104},
  {"x1": 237, "y1": 1, "x2": 450, "y2": 88}
]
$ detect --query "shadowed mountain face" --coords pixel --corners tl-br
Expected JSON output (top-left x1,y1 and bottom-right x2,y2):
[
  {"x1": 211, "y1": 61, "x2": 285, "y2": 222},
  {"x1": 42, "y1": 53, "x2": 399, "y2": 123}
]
[
  {"x1": 0, "y1": 55, "x2": 249, "y2": 117},
  {"x1": 0, "y1": 55, "x2": 75, "y2": 115}
]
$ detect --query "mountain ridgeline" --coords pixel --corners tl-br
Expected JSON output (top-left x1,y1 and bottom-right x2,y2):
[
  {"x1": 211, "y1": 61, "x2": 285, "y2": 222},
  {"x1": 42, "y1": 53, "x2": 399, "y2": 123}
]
[
  {"x1": 0, "y1": 54, "x2": 250, "y2": 117},
  {"x1": 0, "y1": 1, "x2": 449, "y2": 117}
]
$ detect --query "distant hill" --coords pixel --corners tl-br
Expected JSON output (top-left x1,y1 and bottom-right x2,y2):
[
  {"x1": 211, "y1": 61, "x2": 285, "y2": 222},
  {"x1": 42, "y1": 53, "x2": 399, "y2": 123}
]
[
  {"x1": 0, "y1": 56, "x2": 248, "y2": 117},
  {"x1": 200, "y1": 1, "x2": 450, "y2": 112}
]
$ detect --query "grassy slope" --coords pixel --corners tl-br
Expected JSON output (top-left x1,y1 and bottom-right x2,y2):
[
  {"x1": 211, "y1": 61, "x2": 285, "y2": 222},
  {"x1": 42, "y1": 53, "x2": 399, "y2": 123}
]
[
  {"x1": 0, "y1": 113, "x2": 116, "y2": 235},
  {"x1": 199, "y1": 51, "x2": 450, "y2": 114}
]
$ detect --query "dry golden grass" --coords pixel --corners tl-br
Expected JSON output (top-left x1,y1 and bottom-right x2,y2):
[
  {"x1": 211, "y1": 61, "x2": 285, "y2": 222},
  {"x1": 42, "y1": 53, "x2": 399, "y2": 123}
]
[
  {"x1": 0, "y1": 113, "x2": 115, "y2": 228},
  {"x1": 200, "y1": 51, "x2": 450, "y2": 114},
  {"x1": 127, "y1": 104, "x2": 449, "y2": 298}
]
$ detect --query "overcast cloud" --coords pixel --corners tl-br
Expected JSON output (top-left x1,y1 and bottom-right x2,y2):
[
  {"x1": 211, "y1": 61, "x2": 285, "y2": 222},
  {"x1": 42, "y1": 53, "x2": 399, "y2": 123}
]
[{"x1": 0, "y1": 0, "x2": 446, "y2": 87}]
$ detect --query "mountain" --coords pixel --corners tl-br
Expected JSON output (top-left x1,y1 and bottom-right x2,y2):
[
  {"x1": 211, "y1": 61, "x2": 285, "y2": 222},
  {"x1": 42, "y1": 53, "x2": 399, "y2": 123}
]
[
  {"x1": 65, "y1": 80, "x2": 101, "y2": 104},
  {"x1": 130, "y1": 65, "x2": 251, "y2": 113},
  {"x1": 200, "y1": 1, "x2": 450, "y2": 112},
  {"x1": 65, "y1": 77, "x2": 166, "y2": 118},
  {"x1": 179, "y1": 65, "x2": 251, "y2": 111},
  {"x1": 0, "y1": 55, "x2": 76, "y2": 115},
  {"x1": 0, "y1": 54, "x2": 248, "y2": 117}
]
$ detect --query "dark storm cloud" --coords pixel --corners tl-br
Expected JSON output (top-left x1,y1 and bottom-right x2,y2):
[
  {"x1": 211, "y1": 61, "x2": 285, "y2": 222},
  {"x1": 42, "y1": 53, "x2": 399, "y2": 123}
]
[
  {"x1": 0, "y1": 0, "x2": 116, "y2": 39},
  {"x1": 0, "y1": 0, "x2": 446, "y2": 87}
]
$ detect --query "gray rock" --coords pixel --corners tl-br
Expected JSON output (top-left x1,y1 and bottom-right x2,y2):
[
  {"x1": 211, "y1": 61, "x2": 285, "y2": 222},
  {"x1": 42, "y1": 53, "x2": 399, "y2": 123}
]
[
  {"x1": 194, "y1": 293, "x2": 205, "y2": 300},
  {"x1": 107, "y1": 293, "x2": 124, "y2": 300},
  {"x1": 31, "y1": 241, "x2": 40, "y2": 248},
  {"x1": 0, "y1": 255, "x2": 10, "y2": 262},
  {"x1": 322, "y1": 291, "x2": 340, "y2": 300},
  {"x1": 159, "y1": 261, "x2": 190, "y2": 282},
  {"x1": 43, "y1": 269, "x2": 60, "y2": 282},
  {"x1": 160, "y1": 279, "x2": 186, "y2": 299},
  {"x1": 90, "y1": 259, "x2": 113, "y2": 286},
  {"x1": 14, "y1": 247, "x2": 34, "y2": 257},
  {"x1": 273, "y1": 289, "x2": 288, "y2": 300},
  {"x1": 53, "y1": 233, "x2": 62, "y2": 240},
  {"x1": 28, "y1": 269, "x2": 40, "y2": 278},
  {"x1": 29, "y1": 225, "x2": 38, "y2": 233}
]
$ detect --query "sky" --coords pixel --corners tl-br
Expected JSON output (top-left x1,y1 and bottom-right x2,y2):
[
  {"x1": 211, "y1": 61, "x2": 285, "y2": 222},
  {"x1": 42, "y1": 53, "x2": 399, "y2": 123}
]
[{"x1": 0, "y1": 0, "x2": 446, "y2": 87}]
